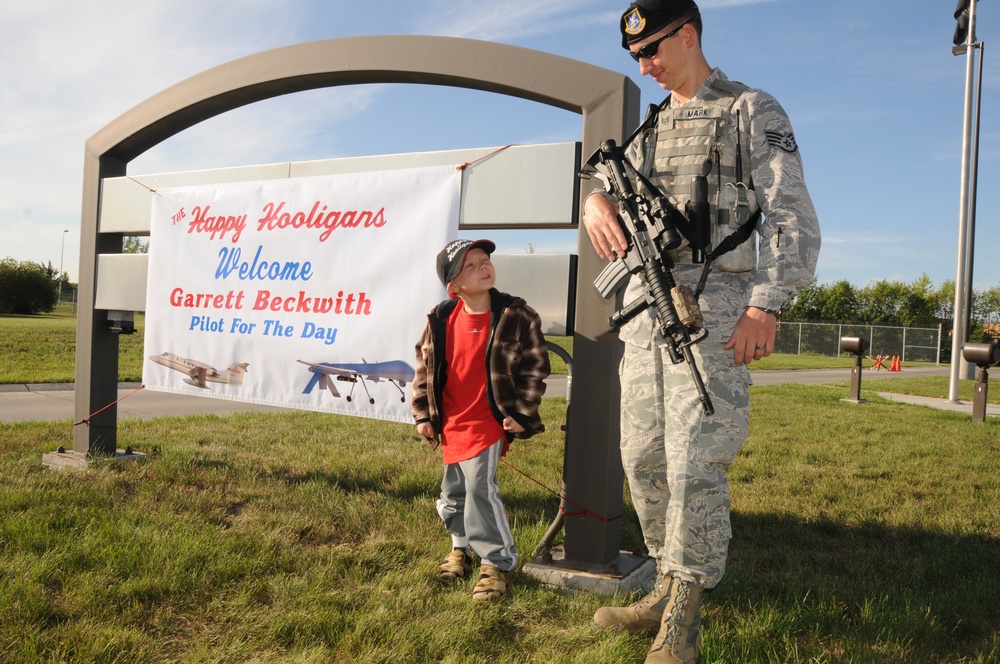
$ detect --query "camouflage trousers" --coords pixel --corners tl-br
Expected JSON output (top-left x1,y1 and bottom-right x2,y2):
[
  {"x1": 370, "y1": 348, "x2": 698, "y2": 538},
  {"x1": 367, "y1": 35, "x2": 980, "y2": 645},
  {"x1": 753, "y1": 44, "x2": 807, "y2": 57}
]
[{"x1": 619, "y1": 339, "x2": 750, "y2": 588}]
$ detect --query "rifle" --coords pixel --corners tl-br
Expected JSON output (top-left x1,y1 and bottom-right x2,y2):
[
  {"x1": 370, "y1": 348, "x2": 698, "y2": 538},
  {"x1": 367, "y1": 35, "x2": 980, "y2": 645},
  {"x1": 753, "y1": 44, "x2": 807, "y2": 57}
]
[{"x1": 584, "y1": 139, "x2": 715, "y2": 416}]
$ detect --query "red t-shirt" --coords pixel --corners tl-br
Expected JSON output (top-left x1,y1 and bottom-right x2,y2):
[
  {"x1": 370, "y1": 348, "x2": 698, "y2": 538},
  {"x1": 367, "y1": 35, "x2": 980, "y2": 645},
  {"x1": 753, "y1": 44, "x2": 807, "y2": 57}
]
[{"x1": 441, "y1": 305, "x2": 506, "y2": 464}]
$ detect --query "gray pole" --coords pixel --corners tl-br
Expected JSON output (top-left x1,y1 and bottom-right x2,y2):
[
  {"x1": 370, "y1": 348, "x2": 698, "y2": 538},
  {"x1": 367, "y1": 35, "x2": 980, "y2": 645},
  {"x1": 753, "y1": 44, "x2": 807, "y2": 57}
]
[
  {"x1": 58, "y1": 229, "x2": 68, "y2": 303},
  {"x1": 947, "y1": 0, "x2": 979, "y2": 403},
  {"x1": 964, "y1": 42, "x2": 984, "y2": 356}
]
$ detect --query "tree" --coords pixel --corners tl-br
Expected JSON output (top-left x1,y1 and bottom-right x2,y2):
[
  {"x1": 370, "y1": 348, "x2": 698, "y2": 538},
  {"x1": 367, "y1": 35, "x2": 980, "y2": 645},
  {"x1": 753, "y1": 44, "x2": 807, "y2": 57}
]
[
  {"x1": 932, "y1": 280, "x2": 956, "y2": 322},
  {"x1": 978, "y1": 285, "x2": 1000, "y2": 327},
  {"x1": 123, "y1": 236, "x2": 149, "y2": 254},
  {"x1": 856, "y1": 280, "x2": 914, "y2": 325},
  {"x1": 782, "y1": 279, "x2": 822, "y2": 321},
  {"x1": 0, "y1": 258, "x2": 58, "y2": 314},
  {"x1": 780, "y1": 275, "x2": 1000, "y2": 364},
  {"x1": 820, "y1": 280, "x2": 858, "y2": 322}
]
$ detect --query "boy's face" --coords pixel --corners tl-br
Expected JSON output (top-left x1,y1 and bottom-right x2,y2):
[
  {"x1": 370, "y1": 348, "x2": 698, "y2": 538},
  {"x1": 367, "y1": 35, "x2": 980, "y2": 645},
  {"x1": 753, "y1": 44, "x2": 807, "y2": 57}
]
[{"x1": 448, "y1": 248, "x2": 495, "y2": 299}]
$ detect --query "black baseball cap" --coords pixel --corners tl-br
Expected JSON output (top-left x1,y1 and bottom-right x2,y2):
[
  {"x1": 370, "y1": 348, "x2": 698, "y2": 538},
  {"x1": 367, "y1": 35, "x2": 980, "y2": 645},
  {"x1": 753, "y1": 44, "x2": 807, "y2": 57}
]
[
  {"x1": 435, "y1": 239, "x2": 496, "y2": 287},
  {"x1": 621, "y1": 0, "x2": 699, "y2": 48}
]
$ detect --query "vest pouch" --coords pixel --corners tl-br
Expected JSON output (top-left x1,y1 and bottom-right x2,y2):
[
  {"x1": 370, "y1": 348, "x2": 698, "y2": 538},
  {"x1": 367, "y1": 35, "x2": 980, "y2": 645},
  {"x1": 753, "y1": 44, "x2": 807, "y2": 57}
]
[{"x1": 713, "y1": 183, "x2": 758, "y2": 272}]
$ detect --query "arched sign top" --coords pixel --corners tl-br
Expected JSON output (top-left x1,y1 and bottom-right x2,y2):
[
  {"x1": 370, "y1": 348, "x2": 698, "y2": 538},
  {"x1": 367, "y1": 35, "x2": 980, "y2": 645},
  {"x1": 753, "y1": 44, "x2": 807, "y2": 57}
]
[{"x1": 88, "y1": 34, "x2": 638, "y2": 163}]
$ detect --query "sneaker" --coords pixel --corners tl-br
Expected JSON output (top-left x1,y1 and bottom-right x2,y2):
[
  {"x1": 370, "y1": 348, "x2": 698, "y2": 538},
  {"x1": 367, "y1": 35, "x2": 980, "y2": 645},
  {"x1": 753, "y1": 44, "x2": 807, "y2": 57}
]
[
  {"x1": 437, "y1": 547, "x2": 472, "y2": 584},
  {"x1": 471, "y1": 565, "x2": 515, "y2": 602}
]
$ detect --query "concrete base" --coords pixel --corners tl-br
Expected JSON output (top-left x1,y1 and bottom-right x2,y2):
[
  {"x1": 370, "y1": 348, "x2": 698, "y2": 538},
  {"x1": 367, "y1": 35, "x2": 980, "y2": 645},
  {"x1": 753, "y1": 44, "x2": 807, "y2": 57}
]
[
  {"x1": 42, "y1": 448, "x2": 148, "y2": 471},
  {"x1": 522, "y1": 546, "x2": 656, "y2": 596},
  {"x1": 840, "y1": 398, "x2": 868, "y2": 404}
]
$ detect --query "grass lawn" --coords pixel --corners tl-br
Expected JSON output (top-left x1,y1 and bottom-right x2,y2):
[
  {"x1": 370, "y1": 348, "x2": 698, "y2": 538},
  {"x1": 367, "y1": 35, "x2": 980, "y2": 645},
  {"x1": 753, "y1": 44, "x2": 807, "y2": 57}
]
[
  {"x1": 2, "y1": 312, "x2": 999, "y2": 661},
  {"x1": 1, "y1": 389, "x2": 998, "y2": 662},
  {"x1": 7, "y1": 311, "x2": 996, "y2": 406},
  {"x1": 1, "y1": 313, "x2": 574, "y2": 383}
]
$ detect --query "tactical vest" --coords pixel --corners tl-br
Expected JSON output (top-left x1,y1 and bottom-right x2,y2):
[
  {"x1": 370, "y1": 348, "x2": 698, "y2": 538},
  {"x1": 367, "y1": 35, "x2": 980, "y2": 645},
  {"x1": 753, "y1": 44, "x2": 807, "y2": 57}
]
[{"x1": 632, "y1": 76, "x2": 758, "y2": 272}]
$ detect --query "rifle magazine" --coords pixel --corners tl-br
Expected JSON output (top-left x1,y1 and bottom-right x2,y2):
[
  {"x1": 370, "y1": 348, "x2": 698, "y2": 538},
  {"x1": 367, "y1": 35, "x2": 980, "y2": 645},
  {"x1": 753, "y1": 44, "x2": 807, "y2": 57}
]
[{"x1": 594, "y1": 258, "x2": 631, "y2": 299}]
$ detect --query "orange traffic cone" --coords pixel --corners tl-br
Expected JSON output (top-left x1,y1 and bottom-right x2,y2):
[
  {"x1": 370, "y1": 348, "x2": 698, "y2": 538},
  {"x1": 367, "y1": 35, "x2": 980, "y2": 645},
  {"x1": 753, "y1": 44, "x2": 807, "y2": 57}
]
[{"x1": 889, "y1": 356, "x2": 901, "y2": 372}]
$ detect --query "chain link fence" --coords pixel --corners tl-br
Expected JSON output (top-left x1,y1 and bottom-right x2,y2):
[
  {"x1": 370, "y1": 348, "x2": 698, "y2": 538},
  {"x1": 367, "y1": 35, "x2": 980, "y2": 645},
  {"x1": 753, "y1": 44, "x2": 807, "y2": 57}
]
[
  {"x1": 55, "y1": 289, "x2": 78, "y2": 314},
  {"x1": 774, "y1": 321, "x2": 943, "y2": 364}
]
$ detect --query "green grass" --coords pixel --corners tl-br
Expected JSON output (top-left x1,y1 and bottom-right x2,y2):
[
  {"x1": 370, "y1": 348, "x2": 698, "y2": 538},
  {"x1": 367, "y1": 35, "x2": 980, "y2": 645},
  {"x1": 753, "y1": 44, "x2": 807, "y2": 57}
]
[
  {"x1": 854, "y1": 375, "x2": 998, "y2": 404},
  {"x1": 6, "y1": 310, "x2": 998, "y2": 406},
  {"x1": 0, "y1": 312, "x2": 942, "y2": 384},
  {"x1": 3, "y1": 313, "x2": 1000, "y2": 660},
  {"x1": 0, "y1": 313, "x2": 569, "y2": 384},
  {"x1": 750, "y1": 351, "x2": 941, "y2": 372},
  {"x1": 0, "y1": 313, "x2": 145, "y2": 384},
  {"x1": 1, "y1": 390, "x2": 998, "y2": 662}
]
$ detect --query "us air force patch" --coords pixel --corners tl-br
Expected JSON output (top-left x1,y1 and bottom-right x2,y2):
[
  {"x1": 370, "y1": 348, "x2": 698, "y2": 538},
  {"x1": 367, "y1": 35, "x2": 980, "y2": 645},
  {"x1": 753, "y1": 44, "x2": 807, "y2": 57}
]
[
  {"x1": 765, "y1": 130, "x2": 798, "y2": 153},
  {"x1": 624, "y1": 9, "x2": 646, "y2": 35}
]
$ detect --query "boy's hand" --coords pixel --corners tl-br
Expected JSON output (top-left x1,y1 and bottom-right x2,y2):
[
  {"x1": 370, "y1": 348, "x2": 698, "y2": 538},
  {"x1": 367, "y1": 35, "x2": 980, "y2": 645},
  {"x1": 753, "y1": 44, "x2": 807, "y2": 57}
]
[
  {"x1": 502, "y1": 417, "x2": 524, "y2": 434},
  {"x1": 416, "y1": 422, "x2": 439, "y2": 450}
]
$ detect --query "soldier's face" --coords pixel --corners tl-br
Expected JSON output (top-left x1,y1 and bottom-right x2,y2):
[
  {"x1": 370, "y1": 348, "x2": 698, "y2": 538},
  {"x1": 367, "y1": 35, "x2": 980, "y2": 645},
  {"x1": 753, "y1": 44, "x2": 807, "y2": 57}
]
[{"x1": 630, "y1": 24, "x2": 689, "y2": 90}]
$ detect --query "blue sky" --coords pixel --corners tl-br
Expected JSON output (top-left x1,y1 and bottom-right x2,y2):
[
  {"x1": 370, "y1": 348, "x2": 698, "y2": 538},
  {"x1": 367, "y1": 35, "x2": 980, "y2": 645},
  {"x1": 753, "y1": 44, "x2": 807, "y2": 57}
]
[{"x1": 2, "y1": 0, "x2": 997, "y2": 292}]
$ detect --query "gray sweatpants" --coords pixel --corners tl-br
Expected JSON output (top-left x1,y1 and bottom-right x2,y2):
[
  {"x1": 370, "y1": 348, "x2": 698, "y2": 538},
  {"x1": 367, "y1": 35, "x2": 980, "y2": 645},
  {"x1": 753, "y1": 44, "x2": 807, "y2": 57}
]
[{"x1": 436, "y1": 439, "x2": 518, "y2": 572}]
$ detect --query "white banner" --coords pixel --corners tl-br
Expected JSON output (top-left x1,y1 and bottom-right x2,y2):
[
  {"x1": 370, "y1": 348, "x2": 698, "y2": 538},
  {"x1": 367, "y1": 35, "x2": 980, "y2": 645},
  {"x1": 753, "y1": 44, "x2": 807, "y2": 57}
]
[{"x1": 142, "y1": 166, "x2": 460, "y2": 423}]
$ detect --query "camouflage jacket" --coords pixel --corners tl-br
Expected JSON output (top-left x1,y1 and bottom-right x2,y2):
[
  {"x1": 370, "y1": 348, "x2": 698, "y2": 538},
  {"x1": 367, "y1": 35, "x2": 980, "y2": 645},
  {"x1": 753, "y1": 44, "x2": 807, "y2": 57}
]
[{"x1": 614, "y1": 68, "x2": 821, "y2": 348}]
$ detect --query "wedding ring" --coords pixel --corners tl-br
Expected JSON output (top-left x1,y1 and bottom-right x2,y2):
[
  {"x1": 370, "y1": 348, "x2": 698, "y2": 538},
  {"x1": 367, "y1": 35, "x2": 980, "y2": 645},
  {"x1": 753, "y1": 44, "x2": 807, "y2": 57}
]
[{"x1": 755, "y1": 345, "x2": 767, "y2": 350}]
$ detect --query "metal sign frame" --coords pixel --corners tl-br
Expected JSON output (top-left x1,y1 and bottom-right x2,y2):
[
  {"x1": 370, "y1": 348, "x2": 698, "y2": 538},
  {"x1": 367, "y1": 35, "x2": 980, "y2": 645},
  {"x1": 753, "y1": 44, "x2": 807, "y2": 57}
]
[{"x1": 76, "y1": 35, "x2": 640, "y2": 567}]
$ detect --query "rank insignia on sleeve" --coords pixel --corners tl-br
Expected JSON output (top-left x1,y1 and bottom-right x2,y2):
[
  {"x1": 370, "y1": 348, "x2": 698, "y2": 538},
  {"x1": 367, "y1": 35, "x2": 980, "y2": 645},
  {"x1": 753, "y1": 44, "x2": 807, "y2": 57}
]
[{"x1": 765, "y1": 130, "x2": 798, "y2": 153}]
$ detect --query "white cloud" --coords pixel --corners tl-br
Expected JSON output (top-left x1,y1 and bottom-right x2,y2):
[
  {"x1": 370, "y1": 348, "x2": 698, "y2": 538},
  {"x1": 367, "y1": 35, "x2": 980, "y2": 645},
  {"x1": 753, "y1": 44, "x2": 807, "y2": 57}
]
[
  {"x1": 700, "y1": 0, "x2": 780, "y2": 7},
  {"x1": 0, "y1": 0, "x2": 303, "y2": 279},
  {"x1": 416, "y1": 0, "x2": 612, "y2": 42}
]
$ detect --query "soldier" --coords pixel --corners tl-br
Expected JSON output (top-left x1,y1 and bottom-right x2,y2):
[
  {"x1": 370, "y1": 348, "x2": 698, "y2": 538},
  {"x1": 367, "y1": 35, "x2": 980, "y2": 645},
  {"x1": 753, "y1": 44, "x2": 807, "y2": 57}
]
[{"x1": 583, "y1": 1, "x2": 821, "y2": 662}]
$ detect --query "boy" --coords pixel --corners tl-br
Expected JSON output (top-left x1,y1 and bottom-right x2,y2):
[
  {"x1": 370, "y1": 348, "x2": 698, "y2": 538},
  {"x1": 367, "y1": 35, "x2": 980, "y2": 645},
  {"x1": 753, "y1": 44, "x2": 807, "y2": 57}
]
[{"x1": 411, "y1": 238, "x2": 550, "y2": 601}]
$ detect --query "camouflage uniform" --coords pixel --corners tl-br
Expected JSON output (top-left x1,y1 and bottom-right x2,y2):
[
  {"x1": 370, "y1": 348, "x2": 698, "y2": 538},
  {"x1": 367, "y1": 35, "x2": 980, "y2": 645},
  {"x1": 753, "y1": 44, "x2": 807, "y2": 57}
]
[{"x1": 615, "y1": 68, "x2": 820, "y2": 588}]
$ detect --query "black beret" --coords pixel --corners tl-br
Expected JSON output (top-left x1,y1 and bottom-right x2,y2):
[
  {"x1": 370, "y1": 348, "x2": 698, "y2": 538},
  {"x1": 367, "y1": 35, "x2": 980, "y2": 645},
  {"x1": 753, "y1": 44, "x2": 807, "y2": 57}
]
[{"x1": 621, "y1": 0, "x2": 699, "y2": 48}]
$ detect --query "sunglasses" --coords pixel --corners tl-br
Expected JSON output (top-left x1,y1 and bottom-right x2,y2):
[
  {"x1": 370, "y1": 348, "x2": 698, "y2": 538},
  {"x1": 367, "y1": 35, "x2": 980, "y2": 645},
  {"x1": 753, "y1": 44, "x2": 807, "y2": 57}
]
[{"x1": 629, "y1": 23, "x2": 686, "y2": 62}]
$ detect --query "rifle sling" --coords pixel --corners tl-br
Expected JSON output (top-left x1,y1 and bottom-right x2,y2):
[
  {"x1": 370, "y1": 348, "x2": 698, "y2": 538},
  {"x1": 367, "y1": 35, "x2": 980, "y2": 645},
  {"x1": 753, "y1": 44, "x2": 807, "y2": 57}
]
[{"x1": 694, "y1": 208, "x2": 762, "y2": 300}]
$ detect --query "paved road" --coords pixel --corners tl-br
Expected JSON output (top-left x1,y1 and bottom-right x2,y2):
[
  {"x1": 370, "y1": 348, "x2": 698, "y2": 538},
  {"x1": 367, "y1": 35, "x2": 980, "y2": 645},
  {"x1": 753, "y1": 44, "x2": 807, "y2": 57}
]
[{"x1": 1, "y1": 365, "x2": 995, "y2": 422}]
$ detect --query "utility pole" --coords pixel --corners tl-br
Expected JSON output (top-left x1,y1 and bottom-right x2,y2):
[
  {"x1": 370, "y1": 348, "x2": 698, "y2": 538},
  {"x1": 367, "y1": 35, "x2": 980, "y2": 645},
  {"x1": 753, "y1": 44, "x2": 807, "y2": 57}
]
[
  {"x1": 58, "y1": 229, "x2": 68, "y2": 304},
  {"x1": 947, "y1": 0, "x2": 983, "y2": 403}
]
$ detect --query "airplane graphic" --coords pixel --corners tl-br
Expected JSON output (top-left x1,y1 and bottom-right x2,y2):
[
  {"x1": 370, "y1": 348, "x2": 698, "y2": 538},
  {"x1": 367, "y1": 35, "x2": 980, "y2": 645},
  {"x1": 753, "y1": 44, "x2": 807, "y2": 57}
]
[
  {"x1": 298, "y1": 359, "x2": 416, "y2": 404},
  {"x1": 149, "y1": 352, "x2": 249, "y2": 389}
]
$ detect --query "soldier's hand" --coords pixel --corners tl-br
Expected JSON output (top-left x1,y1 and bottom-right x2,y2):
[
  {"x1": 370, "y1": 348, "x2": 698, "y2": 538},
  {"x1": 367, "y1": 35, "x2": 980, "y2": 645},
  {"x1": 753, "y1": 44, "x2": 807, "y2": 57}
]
[
  {"x1": 725, "y1": 307, "x2": 776, "y2": 366},
  {"x1": 583, "y1": 194, "x2": 628, "y2": 261}
]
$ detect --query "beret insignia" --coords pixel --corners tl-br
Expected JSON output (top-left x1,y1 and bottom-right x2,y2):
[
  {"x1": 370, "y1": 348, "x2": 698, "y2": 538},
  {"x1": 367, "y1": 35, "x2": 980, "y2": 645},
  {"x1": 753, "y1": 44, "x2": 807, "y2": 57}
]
[{"x1": 624, "y1": 8, "x2": 647, "y2": 35}]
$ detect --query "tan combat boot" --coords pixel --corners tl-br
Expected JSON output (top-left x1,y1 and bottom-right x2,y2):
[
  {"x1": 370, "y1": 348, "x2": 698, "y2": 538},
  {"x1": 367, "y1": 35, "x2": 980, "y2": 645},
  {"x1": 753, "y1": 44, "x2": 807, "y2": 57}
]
[
  {"x1": 593, "y1": 575, "x2": 673, "y2": 633},
  {"x1": 644, "y1": 578, "x2": 703, "y2": 664}
]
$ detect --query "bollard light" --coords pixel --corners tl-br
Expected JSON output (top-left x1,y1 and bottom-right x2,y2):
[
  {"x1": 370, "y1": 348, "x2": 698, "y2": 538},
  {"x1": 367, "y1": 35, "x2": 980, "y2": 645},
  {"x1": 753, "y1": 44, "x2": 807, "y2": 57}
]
[
  {"x1": 840, "y1": 336, "x2": 870, "y2": 403},
  {"x1": 962, "y1": 341, "x2": 1000, "y2": 367},
  {"x1": 840, "y1": 336, "x2": 870, "y2": 356},
  {"x1": 963, "y1": 341, "x2": 999, "y2": 422}
]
